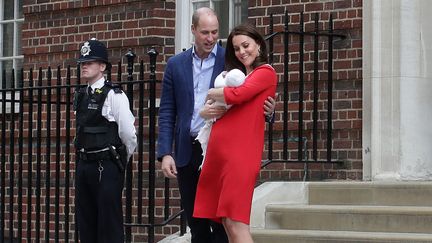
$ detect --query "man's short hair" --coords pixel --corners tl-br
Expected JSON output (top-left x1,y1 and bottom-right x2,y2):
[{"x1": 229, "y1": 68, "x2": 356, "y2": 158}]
[{"x1": 191, "y1": 7, "x2": 219, "y2": 28}]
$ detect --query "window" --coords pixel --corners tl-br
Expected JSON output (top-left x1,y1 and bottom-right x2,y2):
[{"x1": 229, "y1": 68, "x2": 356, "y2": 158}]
[
  {"x1": 0, "y1": 0, "x2": 23, "y2": 88},
  {"x1": 175, "y1": 0, "x2": 248, "y2": 53}
]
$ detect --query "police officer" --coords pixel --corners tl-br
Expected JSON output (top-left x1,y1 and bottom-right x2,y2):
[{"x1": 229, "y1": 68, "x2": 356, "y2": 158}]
[{"x1": 74, "y1": 38, "x2": 137, "y2": 243}]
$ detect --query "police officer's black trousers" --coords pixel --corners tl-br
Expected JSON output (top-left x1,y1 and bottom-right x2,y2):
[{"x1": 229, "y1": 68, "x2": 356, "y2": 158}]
[
  {"x1": 76, "y1": 157, "x2": 125, "y2": 243},
  {"x1": 176, "y1": 138, "x2": 228, "y2": 243}
]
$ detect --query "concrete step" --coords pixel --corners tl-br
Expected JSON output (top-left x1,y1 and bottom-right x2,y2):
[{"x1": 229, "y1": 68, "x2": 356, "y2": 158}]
[
  {"x1": 308, "y1": 181, "x2": 432, "y2": 206},
  {"x1": 265, "y1": 204, "x2": 432, "y2": 233},
  {"x1": 252, "y1": 229, "x2": 432, "y2": 243}
]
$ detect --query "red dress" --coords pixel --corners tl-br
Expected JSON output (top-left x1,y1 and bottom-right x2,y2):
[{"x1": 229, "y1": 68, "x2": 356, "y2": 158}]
[{"x1": 193, "y1": 65, "x2": 277, "y2": 225}]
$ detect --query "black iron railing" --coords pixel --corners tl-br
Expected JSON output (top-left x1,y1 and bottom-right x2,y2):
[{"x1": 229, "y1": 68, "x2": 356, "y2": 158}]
[{"x1": 263, "y1": 12, "x2": 345, "y2": 181}]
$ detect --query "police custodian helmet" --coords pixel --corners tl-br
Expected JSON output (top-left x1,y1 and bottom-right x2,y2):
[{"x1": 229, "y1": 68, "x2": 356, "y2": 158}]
[{"x1": 77, "y1": 38, "x2": 111, "y2": 67}]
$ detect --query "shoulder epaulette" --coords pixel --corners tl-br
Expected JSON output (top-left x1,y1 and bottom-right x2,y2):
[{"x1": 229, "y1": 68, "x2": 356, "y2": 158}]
[
  {"x1": 73, "y1": 86, "x2": 87, "y2": 111},
  {"x1": 79, "y1": 86, "x2": 87, "y2": 93},
  {"x1": 104, "y1": 80, "x2": 123, "y2": 94}
]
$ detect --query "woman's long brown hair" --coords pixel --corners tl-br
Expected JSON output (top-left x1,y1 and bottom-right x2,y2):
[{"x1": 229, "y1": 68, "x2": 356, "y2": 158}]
[{"x1": 225, "y1": 23, "x2": 268, "y2": 74}]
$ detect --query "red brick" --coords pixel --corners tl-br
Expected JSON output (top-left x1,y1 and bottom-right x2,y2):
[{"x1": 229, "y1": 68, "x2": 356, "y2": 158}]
[{"x1": 305, "y1": 2, "x2": 324, "y2": 12}]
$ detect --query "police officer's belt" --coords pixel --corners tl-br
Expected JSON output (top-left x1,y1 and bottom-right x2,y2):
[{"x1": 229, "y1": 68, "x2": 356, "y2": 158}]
[{"x1": 78, "y1": 147, "x2": 111, "y2": 161}]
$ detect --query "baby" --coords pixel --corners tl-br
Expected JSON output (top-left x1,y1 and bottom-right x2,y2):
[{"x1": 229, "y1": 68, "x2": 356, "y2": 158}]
[{"x1": 196, "y1": 69, "x2": 246, "y2": 168}]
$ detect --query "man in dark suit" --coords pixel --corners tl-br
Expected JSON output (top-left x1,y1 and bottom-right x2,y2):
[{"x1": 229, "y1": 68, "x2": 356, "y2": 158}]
[{"x1": 157, "y1": 7, "x2": 275, "y2": 243}]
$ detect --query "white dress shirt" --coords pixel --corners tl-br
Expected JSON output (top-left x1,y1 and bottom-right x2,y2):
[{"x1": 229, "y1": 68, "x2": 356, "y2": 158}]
[
  {"x1": 89, "y1": 77, "x2": 137, "y2": 159},
  {"x1": 190, "y1": 44, "x2": 217, "y2": 136}
]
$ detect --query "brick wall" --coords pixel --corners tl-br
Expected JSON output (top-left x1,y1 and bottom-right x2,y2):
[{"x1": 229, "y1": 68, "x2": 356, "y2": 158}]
[
  {"x1": 249, "y1": 0, "x2": 363, "y2": 182},
  {"x1": 23, "y1": 0, "x2": 175, "y2": 81}
]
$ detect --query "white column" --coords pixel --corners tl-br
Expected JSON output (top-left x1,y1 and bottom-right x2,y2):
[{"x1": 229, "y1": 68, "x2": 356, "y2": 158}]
[
  {"x1": 363, "y1": 0, "x2": 432, "y2": 180},
  {"x1": 399, "y1": 0, "x2": 432, "y2": 179},
  {"x1": 363, "y1": 0, "x2": 401, "y2": 180}
]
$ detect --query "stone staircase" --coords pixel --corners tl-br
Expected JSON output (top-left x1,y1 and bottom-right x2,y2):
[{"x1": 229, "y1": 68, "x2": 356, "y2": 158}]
[{"x1": 251, "y1": 181, "x2": 432, "y2": 243}]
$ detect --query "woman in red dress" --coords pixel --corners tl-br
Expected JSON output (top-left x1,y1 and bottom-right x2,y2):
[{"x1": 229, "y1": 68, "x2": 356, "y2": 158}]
[{"x1": 193, "y1": 23, "x2": 277, "y2": 243}]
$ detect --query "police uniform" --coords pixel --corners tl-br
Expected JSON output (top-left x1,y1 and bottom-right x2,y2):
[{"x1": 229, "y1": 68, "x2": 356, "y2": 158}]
[{"x1": 74, "y1": 39, "x2": 137, "y2": 243}]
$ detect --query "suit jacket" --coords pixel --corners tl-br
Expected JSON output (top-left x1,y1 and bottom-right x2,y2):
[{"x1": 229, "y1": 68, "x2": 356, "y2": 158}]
[{"x1": 157, "y1": 45, "x2": 226, "y2": 167}]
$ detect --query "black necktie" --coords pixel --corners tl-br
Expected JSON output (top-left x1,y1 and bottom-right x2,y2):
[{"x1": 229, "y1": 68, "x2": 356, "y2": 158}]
[{"x1": 87, "y1": 86, "x2": 92, "y2": 95}]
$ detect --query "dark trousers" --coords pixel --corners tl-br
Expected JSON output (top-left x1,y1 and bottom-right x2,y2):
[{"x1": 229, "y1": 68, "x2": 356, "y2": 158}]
[
  {"x1": 76, "y1": 158, "x2": 125, "y2": 243},
  {"x1": 176, "y1": 138, "x2": 228, "y2": 243}
]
